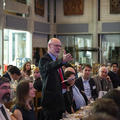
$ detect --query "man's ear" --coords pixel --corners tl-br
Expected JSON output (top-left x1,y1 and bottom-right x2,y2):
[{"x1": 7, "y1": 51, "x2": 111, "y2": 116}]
[{"x1": 48, "y1": 43, "x2": 51, "y2": 49}]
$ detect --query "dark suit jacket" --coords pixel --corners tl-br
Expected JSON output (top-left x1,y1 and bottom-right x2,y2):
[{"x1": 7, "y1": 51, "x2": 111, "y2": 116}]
[
  {"x1": 63, "y1": 87, "x2": 76, "y2": 114},
  {"x1": 108, "y1": 71, "x2": 120, "y2": 88},
  {"x1": 75, "y1": 77, "x2": 98, "y2": 101},
  {"x1": 33, "y1": 77, "x2": 42, "y2": 91},
  {"x1": 39, "y1": 53, "x2": 65, "y2": 111}
]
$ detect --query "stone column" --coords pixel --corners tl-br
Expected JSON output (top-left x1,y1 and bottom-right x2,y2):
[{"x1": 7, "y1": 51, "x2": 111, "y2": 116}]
[
  {"x1": 0, "y1": 0, "x2": 4, "y2": 75},
  {"x1": 91, "y1": 0, "x2": 99, "y2": 64}
]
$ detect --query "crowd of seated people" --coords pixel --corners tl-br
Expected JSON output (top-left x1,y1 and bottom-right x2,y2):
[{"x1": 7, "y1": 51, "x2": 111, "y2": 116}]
[{"x1": 0, "y1": 61, "x2": 120, "y2": 120}]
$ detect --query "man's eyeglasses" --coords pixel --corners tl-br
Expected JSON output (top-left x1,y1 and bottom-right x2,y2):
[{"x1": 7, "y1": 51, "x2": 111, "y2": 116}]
[
  {"x1": 51, "y1": 44, "x2": 62, "y2": 48},
  {"x1": 101, "y1": 71, "x2": 107, "y2": 74},
  {"x1": 0, "y1": 86, "x2": 10, "y2": 90}
]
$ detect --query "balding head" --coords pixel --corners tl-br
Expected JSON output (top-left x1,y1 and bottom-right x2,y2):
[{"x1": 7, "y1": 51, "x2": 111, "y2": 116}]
[
  {"x1": 64, "y1": 67, "x2": 75, "y2": 73},
  {"x1": 48, "y1": 38, "x2": 62, "y2": 57}
]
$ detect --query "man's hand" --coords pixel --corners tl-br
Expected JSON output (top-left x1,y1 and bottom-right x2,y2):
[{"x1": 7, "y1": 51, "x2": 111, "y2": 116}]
[
  {"x1": 63, "y1": 53, "x2": 73, "y2": 63},
  {"x1": 106, "y1": 75, "x2": 111, "y2": 82}
]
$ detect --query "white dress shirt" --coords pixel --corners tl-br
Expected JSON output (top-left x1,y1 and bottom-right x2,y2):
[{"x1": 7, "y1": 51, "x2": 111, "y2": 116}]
[
  {"x1": 0, "y1": 104, "x2": 11, "y2": 120},
  {"x1": 72, "y1": 85, "x2": 86, "y2": 109}
]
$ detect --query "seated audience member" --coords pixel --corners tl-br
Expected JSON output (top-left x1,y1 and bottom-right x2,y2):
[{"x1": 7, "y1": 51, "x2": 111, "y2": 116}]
[
  {"x1": 63, "y1": 71, "x2": 77, "y2": 113},
  {"x1": 0, "y1": 77, "x2": 16, "y2": 120},
  {"x1": 32, "y1": 67, "x2": 43, "y2": 120},
  {"x1": 21, "y1": 61, "x2": 33, "y2": 80},
  {"x1": 33, "y1": 67, "x2": 42, "y2": 91},
  {"x1": 65, "y1": 67, "x2": 88, "y2": 104},
  {"x1": 103, "y1": 89, "x2": 120, "y2": 111},
  {"x1": 108, "y1": 63, "x2": 120, "y2": 88},
  {"x1": 9, "y1": 66, "x2": 25, "y2": 83},
  {"x1": 85, "y1": 113, "x2": 117, "y2": 120},
  {"x1": 76, "y1": 63, "x2": 83, "y2": 77},
  {"x1": 3, "y1": 65, "x2": 13, "y2": 81},
  {"x1": 91, "y1": 98, "x2": 119, "y2": 119},
  {"x1": 12, "y1": 80, "x2": 36, "y2": 120},
  {"x1": 93, "y1": 66, "x2": 113, "y2": 96},
  {"x1": 64, "y1": 69, "x2": 86, "y2": 113},
  {"x1": 75, "y1": 64, "x2": 98, "y2": 101}
]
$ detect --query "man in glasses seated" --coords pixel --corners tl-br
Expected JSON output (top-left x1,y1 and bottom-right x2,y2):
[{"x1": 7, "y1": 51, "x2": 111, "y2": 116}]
[
  {"x1": 93, "y1": 66, "x2": 113, "y2": 98},
  {"x1": 63, "y1": 67, "x2": 86, "y2": 113}
]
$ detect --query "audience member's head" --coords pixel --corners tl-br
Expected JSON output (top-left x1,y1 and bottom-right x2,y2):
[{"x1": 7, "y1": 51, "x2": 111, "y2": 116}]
[
  {"x1": 33, "y1": 67, "x2": 40, "y2": 80},
  {"x1": 111, "y1": 63, "x2": 119, "y2": 73},
  {"x1": 64, "y1": 71, "x2": 76, "y2": 87},
  {"x1": 23, "y1": 61, "x2": 31, "y2": 71},
  {"x1": 98, "y1": 66, "x2": 108, "y2": 79},
  {"x1": 16, "y1": 80, "x2": 36, "y2": 110},
  {"x1": 22, "y1": 61, "x2": 32, "y2": 76},
  {"x1": 7, "y1": 65, "x2": 13, "y2": 72},
  {"x1": 0, "y1": 77, "x2": 11, "y2": 103},
  {"x1": 103, "y1": 89, "x2": 120, "y2": 110},
  {"x1": 82, "y1": 64, "x2": 92, "y2": 79},
  {"x1": 77, "y1": 64, "x2": 82, "y2": 72},
  {"x1": 91, "y1": 98, "x2": 119, "y2": 119},
  {"x1": 85, "y1": 113, "x2": 117, "y2": 120},
  {"x1": 9, "y1": 66, "x2": 21, "y2": 80},
  {"x1": 64, "y1": 67, "x2": 75, "y2": 73}
]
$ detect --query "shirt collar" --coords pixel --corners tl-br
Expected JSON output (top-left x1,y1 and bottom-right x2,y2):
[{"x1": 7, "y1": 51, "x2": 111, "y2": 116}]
[
  {"x1": 0, "y1": 103, "x2": 2, "y2": 108},
  {"x1": 48, "y1": 53, "x2": 56, "y2": 61},
  {"x1": 82, "y1": 77, "x2": 90, "y2": 82}
]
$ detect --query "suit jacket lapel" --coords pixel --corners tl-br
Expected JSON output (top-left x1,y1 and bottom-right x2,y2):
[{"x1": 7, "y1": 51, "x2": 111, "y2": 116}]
[{"x1": 79, "y1": 77, "x2": 84, "y2": 91}]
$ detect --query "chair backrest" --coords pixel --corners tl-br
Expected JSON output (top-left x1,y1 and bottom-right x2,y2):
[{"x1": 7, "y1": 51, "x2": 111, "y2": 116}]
[
  {"x1": 34, "y1": 91, "x2": 42, "y2": 108},
  {"x1": 4, "y1": 101, "x2": 14, "y2": 111}
]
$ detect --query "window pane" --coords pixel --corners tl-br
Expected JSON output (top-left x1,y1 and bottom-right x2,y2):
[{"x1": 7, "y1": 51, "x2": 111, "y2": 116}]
[
  {"x1": 4, "y1": 29, "x2": 32, "y2": 69},
  {"x1": 101, "y1": 34, "x2": 120, "y2": 64},
  {"x1": 58, "y1": 35, "x2": 97, "y2": 65},
  {"x1": 75, "y1": 35, "x2": 92, "y2": 48}
]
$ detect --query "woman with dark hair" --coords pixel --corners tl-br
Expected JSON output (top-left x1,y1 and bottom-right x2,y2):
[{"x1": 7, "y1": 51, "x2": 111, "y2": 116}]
[
  {"x1": 21, "y1": 61, "x2": 33, "y2": 80},
  {"x1": 12, "y1": 80, "x2": 36, "y2": 120}
]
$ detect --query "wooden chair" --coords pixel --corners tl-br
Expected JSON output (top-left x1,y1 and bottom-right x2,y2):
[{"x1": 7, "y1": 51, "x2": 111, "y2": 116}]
[
  {"x1": 34, "y1": 91, "x2": 42, "y2": 119},
  {"x1": 4, "y1": 101, "x2": 14, "y2": 111}
]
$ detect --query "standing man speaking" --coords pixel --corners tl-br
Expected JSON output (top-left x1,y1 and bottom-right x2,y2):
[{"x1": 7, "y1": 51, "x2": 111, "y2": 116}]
[{"x1": 39, "y1": 38, "x2": 73, "y2": 120}]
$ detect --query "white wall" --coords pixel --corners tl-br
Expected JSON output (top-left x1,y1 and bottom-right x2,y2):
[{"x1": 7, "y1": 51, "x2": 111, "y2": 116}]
[{"x1": 32, "y1": 34, "x2": 48, "y2": 48}]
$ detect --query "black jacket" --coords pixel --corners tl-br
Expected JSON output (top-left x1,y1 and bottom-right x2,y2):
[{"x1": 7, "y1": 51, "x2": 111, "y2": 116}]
[
  {"x1": 63, "y1": 87, "x2": 76, "y2": 114},
  {"x1": 75, "y1": 77, "x2": 98, "y2": 102},
  {"x1": 39, "y1": 53, "x2": 65, "y2": 111},
  {"x1": 108, "y1": 71, "x2": 120, "y2": 88}
]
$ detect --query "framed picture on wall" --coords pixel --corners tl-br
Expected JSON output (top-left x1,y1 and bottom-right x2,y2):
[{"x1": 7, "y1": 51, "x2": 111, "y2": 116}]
[
  {"x1": 35, "y1": 0, "x2": 44, "y2": 16},
  {"x1": 16, "y1": 0, "x2": 26, "y2": 4},
  {"x1": 63, "y1": 0, "x2": 84, "y2": 15},
  {"x1": 110, "y1": 0, "x2": 120, "y2": 14}
]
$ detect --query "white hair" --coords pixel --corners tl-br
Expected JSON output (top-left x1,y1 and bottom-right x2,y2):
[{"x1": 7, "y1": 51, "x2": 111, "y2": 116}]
[
  {"x1": 48, "y1": 38, "x2": 60, "y2": 45},
  {"x1": 64, "y1": 67, "x2": 75, "y2": 73},
  {"x1": 99, "y1": 66, "x2": 108, "y2": 74}
]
